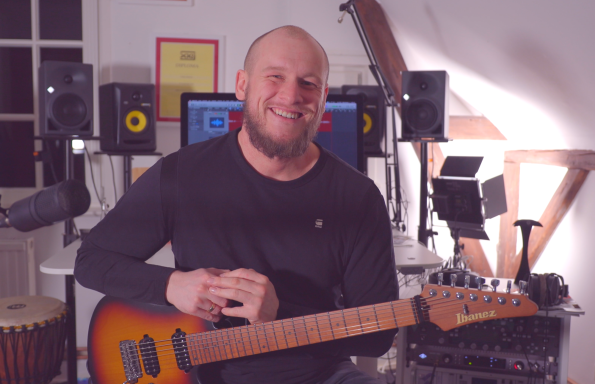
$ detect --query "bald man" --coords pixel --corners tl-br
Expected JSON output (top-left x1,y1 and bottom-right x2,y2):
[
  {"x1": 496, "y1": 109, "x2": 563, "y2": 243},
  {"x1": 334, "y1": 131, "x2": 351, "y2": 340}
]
[{"x1": 76, "y1": 26, "x2": 398, "y2": 384}]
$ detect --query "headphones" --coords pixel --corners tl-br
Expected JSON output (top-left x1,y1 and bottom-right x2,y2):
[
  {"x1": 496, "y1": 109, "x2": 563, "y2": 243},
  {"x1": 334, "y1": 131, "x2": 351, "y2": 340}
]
[{"x1": 526, "y1": 273, "x2": 569, "y2": 308}]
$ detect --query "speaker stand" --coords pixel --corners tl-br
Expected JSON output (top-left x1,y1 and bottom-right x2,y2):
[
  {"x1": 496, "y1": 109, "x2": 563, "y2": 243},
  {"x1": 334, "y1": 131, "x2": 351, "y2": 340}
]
[
  {"x1": 64, "y1": 139, "x2": 78, "y2": 384},
  {"x1": 94, "y1": 151, "x2": 162, "y2": 193},
  {"x1": 397, "y1": 138, "x2": 449, "y2": 247}
]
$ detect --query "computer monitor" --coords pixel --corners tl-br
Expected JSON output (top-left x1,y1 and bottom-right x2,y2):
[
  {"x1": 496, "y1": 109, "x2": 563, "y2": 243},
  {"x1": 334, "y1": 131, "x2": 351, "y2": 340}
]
[{"x1": 180, "y1": 93, "x2": 364, "y2": 172}]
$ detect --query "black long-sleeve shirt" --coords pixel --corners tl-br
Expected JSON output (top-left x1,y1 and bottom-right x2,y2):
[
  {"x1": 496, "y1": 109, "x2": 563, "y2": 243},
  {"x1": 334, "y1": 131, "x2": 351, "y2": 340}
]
[{"x1": 75, "y1": 129, "x2": 398, "y2": 384}]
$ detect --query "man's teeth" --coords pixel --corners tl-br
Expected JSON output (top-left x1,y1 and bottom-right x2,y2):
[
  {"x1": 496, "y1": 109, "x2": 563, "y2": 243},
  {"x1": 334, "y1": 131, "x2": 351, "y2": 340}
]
[{"x1": 273, "y1": 108, "x2": 299, "y2": 119}]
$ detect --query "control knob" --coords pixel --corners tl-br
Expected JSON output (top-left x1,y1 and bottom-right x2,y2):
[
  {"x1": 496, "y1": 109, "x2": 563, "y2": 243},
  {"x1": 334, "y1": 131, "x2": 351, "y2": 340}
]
[
  {"x1": 442, "y1": 354, "x2": 452, "y2": 364},
  {"x1": 514, "y1": 361, "x2": 525, "y2": 371}
]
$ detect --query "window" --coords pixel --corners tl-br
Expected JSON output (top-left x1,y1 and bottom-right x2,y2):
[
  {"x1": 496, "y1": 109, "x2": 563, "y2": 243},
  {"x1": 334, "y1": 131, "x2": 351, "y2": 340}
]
[{"x1": 0, "y1": 0, "x2": 97, "y2": 193}]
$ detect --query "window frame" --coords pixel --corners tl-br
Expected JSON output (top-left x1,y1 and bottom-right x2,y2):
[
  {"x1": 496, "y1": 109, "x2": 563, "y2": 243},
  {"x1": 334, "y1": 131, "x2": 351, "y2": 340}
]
[{"x1": 0, "y1": 0, "x2": 98, "y2": 204}]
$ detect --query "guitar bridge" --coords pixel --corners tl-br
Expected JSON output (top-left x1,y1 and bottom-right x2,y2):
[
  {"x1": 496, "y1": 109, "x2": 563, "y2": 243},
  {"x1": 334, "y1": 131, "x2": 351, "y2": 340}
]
[{"x1": 119, "y1": 339, "x2": 143, "y2": 383}]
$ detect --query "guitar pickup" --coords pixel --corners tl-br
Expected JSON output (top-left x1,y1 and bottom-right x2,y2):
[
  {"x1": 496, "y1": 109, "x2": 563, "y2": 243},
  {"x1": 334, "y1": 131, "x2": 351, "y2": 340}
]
[
  {"x1": 139, "y1": 334, "x2": 160, "y2": 378},
  {"x1": 119, "y1": 339, "x2": 143, "y2": 383},
  {"x1": 172, "y1": 328, "x2": 193, "y2": 372}
]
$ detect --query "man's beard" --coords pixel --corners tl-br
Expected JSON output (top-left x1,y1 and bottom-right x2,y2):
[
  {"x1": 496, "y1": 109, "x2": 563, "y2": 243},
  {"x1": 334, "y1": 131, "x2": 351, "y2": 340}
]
[{"x1": 243, "y1": 94, "x2": 322, "y2": 159}]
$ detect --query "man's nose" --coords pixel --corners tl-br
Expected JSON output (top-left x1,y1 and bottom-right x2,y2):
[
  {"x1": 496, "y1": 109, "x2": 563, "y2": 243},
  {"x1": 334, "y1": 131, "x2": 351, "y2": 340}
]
[{"x1": 278, "y1": 80, "x2": 303, "y2": 104}]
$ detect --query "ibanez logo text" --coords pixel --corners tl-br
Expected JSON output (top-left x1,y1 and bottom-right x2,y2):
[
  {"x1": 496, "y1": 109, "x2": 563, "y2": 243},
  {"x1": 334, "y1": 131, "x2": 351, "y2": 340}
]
[{"x1": 456, "y1": 310, "x2": 497, "y2": 325}]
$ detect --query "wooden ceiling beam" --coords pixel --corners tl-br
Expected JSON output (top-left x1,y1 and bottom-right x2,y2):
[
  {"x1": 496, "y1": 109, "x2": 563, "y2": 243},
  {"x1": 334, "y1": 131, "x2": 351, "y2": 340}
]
[
  {"x1": 505, "y1": 168, "x2": 589, "y2": 277},
  {"x1": 449, "y1": 116, "x2": 506, "y2": 140},
  {"x1": 497, "y1": 162, "x2": 521, "y2": 277},
  {"x1": 505, "y1": 150, "x2": 595, "y2": 170}
]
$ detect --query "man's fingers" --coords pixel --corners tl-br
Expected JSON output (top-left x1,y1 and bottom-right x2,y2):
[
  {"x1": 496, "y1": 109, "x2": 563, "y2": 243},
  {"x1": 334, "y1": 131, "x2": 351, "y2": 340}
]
[
  {"x1": 208, "y1": 275, "x2": 267, "y2": 297},
  {"x1": 208, "y1": 286, "x2": 253, "y2": 304},
  {"x1": 219, "y1": 268, "x2": 268, "y2": 284},
  {"x1": 206, "y1": 268, "x2": 231, "y2": 276}
]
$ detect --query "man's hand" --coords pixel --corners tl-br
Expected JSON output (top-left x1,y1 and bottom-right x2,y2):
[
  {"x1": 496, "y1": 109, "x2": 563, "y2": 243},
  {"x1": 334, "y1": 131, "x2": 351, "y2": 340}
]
[
  {"x1": 207, "y1": 268, "x2": 279, "y2": 324},
  {"x1": 165, "y1": 268, "x2": 230, "y2": 322}
]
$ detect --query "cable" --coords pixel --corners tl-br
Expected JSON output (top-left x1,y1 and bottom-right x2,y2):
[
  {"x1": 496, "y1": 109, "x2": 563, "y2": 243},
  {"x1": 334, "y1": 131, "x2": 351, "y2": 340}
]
[
  {"x1": 43, "y1": 138, "x2": 60, "y2": 185},
  {"x1": 83, "y1": 145, "x2": 102, "y2": 203},
  {"x1": 108, "y1": 155, "x2": 118, "y2": 203}
]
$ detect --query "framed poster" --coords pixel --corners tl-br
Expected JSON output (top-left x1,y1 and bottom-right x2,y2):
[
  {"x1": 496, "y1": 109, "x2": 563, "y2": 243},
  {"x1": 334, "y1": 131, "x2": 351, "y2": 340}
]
[{"x1": 155, "y1": 36, "x2": 223, "y2": 122}]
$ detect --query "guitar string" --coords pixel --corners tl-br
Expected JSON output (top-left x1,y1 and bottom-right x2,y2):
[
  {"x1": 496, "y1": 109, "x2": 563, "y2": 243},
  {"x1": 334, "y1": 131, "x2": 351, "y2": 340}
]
[
  {"x1": 130, "y1": 299, "x2": 519, "y2": 370},
  {"x1": 132, "y1": 297, "x2": 520, "y2": 362},
  {"x1": 131, "y1": 291, "x2": 505, "y2": 352},
  {"x1": 130, "y1": 298, "x2": 426, "y2": 352},
  {"x1": 131, "y1": 294, "x2": 448, "y2": 349},
  {"x1": 131, "y1": 293, "x2": 517, "y2": 355}
]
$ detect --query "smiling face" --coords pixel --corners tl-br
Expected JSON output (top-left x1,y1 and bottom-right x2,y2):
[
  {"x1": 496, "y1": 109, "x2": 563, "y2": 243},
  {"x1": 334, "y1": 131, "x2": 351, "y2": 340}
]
[{"x1": 236, "y1": 28, "x2": 329, "y2": 159}]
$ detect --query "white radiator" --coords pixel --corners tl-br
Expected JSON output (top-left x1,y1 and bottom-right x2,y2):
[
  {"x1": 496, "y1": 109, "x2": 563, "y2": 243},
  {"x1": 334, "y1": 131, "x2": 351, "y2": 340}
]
[{"x1": 0, "y1": 238, "x2": 35, "y2": 298}]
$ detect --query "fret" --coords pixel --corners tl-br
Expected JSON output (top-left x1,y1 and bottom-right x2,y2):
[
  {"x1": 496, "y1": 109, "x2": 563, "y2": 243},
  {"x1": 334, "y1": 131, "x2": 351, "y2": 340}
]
[
  {"x1": 259, "y1": 323, "x2": 273, "y2": 353},
  {"x1": 288, "y1": 318, "x2": 299, "y2": 347},
  {"x1": 372, "y1": 304, "x2": 380, "y2": 331},
  {"x1": 272, "y1": 320, "x2": 289, "y2": 349},
  {"x1": 379, "y1": 302, "x2": 398, "y2": 330},
  {"x1": 188, "y1": 333, "x2": 200, "y2": 365},
  {"x1": 292, "y1": 316, "x2": 307, "y2": 346},
  {"x1": 329, "y1": 311, "x2": 348, "y2": 339},
  {"x1": 269, "y1": 322, "x2": 281, "y2": 351},
  {"x1": 279, "y1": 318, "x2": 292, "y2": 349},
  {"x1": 327, "y1": 312, "x2": 335, "y2": 340},
  {"x1": 214, "y1": 331, "x2": 225, "y2": 362},
  {"x1": 202, "y1": 331, "x2": 213, "y2": 363},
  {"x1": 315, "y1": 314, "x2": 323, "y2": 343},
  {"x1": 343, "y1": 308, "x2": 365, "y2": 337},
  {"x1": 198, "y1": 331, "x2": 208, "y2": 364},
  {"x1": 390, "y1": 301, "x2": 399, "y2": 329},
  {"x1": 224, "y1": 328, "x2": 234, "y2": 359},
  {"x1": 239, "y1": 322, "x2": 254, "y2": 357},
  {"x1": 253, "y1": 324, "x2": 264, "y2": 354},
  {"x1": 356, "y1": 307, "x2": 364, "y2": 335},
  {"x1": 231, "y1": 327, "x2": 243, "y2": 358},
  {"x1": 304, "y1": 315, "x2": 321, "y2": 344}
]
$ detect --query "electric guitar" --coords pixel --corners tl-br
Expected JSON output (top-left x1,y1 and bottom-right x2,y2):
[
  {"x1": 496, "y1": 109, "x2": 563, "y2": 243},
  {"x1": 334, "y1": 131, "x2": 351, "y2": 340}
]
[{"x1": 87, "y1": 281, "x2": 538, "y2": 384}]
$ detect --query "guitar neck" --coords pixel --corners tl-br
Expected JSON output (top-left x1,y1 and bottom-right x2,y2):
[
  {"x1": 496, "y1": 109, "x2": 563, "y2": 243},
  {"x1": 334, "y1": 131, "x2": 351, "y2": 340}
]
[{"x1": 186, "y1": 299, "x2": 418, "y2": 365}]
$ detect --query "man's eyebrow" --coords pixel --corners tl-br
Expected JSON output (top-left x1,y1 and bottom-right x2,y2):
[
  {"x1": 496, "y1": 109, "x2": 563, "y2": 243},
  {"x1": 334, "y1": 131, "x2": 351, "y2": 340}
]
[{"x1": 261, "y1": 66, "x2": 323, "y2": 82}]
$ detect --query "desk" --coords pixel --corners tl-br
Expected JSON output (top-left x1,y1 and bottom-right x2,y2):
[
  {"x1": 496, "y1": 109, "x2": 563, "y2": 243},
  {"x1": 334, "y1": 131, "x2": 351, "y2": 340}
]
[
  {"x1": 393, "y1": 231, "x2": 443, "y2": 274},
  {"x1": 40, "y1": 241, "x2": 175, "y2": 275}
]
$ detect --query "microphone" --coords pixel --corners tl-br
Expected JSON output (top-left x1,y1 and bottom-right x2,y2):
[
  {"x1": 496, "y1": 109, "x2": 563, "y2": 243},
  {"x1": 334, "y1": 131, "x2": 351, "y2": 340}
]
[{"x1": 0, "y1": 179, "x2": 91, "y2": 232}]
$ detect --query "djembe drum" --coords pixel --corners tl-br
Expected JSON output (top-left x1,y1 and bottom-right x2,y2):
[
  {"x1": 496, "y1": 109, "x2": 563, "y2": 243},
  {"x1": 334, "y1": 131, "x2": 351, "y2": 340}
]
[{"x1": 0, "y1": 296, "x2": 68, "y2": 384}]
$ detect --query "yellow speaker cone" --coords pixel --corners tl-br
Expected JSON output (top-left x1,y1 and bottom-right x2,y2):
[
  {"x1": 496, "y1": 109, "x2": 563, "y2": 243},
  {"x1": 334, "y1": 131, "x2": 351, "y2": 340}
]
[
  {"x1": 125, "y1": 110, "x2": 147, "y2": 133},
  {"x1": 363, "y1": 112, "x2": 373, "y2": 134}
]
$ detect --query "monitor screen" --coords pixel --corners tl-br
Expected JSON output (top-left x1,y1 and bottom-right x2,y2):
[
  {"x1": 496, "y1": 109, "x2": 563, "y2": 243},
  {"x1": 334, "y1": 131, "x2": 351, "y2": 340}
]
[{"x1": 180, "y1": 93, "x2": 364, "y2": 172}]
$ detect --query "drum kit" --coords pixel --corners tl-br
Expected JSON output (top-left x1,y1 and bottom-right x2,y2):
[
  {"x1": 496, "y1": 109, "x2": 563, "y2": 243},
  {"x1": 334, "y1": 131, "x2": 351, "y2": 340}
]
[{"x1": 0, "y1": 295, "x2": 68, "y2": 384}]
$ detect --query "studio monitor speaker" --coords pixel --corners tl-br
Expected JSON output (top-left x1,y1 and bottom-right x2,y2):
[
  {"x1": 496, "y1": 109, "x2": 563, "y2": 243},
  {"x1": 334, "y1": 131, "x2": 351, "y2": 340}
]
[
  {"x1": 39, "y1": 61, "x2": 93, "y2": 137},
  {"x1": 342, "y1": 85, "x2": 385, "y2": 156},
  {"x1": 99, "y1": 82, "x2": 156, "y2": 152},
  {"x1": 400, "y1": 70, "x2": 449, "y2": 141}
]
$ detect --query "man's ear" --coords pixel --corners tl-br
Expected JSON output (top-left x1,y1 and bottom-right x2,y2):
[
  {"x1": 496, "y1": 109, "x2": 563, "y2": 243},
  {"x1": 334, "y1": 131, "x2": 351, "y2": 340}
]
[{"x1": 236, "y1": 69, "x2": 247, "y2": 101}]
